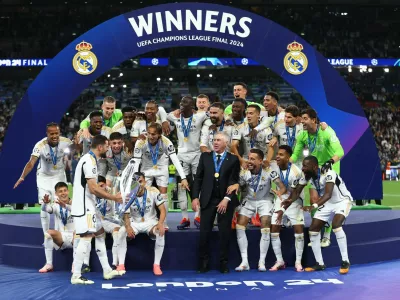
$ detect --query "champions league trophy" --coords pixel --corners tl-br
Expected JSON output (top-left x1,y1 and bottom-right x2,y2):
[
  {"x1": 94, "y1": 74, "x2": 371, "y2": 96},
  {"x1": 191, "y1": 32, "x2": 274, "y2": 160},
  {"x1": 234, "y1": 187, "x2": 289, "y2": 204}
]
[{"x1": 103, "y1": 160, "x2": 140, "y2": 225}]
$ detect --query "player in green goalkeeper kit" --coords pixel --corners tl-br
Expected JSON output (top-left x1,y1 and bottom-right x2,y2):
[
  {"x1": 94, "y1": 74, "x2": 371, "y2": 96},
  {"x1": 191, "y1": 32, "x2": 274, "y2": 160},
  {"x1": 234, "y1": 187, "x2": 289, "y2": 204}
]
[{"x1": 290, "y1": 108, "x2": 344, "y2": 248}]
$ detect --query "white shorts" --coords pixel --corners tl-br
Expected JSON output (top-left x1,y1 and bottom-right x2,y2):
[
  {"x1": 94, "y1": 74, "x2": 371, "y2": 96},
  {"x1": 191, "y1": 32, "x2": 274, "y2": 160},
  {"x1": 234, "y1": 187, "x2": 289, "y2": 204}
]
[
  {"x1": 177, "y1": 152, "x2": 201, "y2": 175},
  {"x1": 271, "y1": 199, "x2": 305, "y2": 226},
  {"x1": 130, "y1": 218, "x2": 158, "y2": 238},
  {"x1": 102, "y1": 219, "x2": 120, "y2": 234},
  {"x1": 238, "y1": 199, "x2": 274, "y2": 218},
  {"x1": 37, "y1": 174, "x2": 67, "y2": 204},
  {"x1": 143, "y1": 165, "x2": 169, "y2": 187},
  {"x1": 59, "y1": 231, "x2": 74, "y2": 249},
  {"x1": 74, "y1": 210, "x2": 103, "y2": 235},
  {"x1": 313, "y1": 200, "x2": 352, "y2": 223}
]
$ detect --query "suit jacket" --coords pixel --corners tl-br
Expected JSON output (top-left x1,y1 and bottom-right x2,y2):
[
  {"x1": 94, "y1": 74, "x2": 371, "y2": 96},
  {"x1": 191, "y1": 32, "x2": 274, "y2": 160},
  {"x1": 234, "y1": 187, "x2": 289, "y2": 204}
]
[{"x1": 192, "y1": 151, "x2": 240, "y2": 208}]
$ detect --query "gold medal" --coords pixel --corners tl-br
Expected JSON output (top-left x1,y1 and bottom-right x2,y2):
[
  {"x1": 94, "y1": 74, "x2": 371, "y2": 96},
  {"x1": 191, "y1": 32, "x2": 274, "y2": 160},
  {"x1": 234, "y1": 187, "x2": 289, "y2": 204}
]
[
  {"x1": 184, "y1": 137, "x2": 188, "y2": 142},
  {"x1": 253, "y1": 192, "x2": 256, "y2": 197},
  {"x1": 141, "y1": 217, "x2": 145, "y2": 222},
  {"x1": 214, "y1": 173, "x2": 219, "y2": 178},
  {"x1": 153, "y1": 165, "x2": 158, "y2": 169},
  {"x1": 53, "y1": 165, "x2": 57, "y2": 170}
]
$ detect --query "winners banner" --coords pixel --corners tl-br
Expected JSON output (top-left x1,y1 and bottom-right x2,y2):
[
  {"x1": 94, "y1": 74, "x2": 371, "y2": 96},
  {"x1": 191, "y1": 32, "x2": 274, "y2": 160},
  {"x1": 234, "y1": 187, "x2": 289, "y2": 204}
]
[{"x1": 0, "y1": 3, "x2": 382, "y2": 202}]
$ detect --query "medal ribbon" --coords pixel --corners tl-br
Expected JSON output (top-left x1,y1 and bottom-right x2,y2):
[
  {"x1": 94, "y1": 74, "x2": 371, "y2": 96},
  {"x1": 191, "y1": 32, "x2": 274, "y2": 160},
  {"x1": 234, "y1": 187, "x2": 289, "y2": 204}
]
[
  {"x1": 180, "y1": 115, "x2": 193, "y2": 139},
  {"x1": 96, "y1": 197, "x2": 107, "y2": 216},
  {"x1": 217, "y1": 119, "x2": 225, "y2": 132},
  {"x1": 59, "y1": 205, "x2": 69, "y2": 226},
  {"x1": 250, "y1": 168, "x2": 262, "y2": 196},
  {"x1": 307, "y1": 125, "x2": 319, "y2": 153},
  {"x1": 113, "y1": 154, "x2": 122, "y2": 172},
  {"x1": 49, "y1": 145, "x2": 58, "y2": 167},
  {"x1": 270, "y1": 113, "x2": 278, "y2": 129},
  {"x1": 213, "y1": 151, "x2": 227, "y2": 175},
  {"x1": 134, "y1": 189, "x2": 147, "y2": 218},
  {"x1": 312, "y1": 169, "x2": 322, "y2": 196},
  {"x1": 280, "y1": 163, "x2": 292, "y2": 188},
  {"x1": 248, "y1": 122, "x2": 259, "y2": 148},
  {"x1": 285, "y1": 125, "x2": 296, "y2": 147},
  {"x1": 148, "y1": 140, "x2": 160, "y2": 166}
]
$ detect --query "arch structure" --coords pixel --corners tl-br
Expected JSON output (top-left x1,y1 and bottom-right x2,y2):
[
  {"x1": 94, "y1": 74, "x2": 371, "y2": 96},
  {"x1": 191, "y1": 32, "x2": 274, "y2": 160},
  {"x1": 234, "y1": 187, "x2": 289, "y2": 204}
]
[{"x1": 0, "y1": 3, "x2": 381, "y2": 202}]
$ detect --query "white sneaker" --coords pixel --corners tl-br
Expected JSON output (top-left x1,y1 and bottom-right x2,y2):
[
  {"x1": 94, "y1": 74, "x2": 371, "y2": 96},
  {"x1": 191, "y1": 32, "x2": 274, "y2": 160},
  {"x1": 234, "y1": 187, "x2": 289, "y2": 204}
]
[
  {"x1": 71, "y1": 275, "x2": 94, "y2": 285},
  {"x1": 258, "y1": 263, "x2": 267, "y2": 272},
  {"x1": 235, "y1": 263, "x2": 250, "y2": 272},
  {"x1": 103, "y1": 269, "x2": 120, "y2": 280},
  {"x1": 321, "y1": 237, "x2": 331, "y2": 248}
]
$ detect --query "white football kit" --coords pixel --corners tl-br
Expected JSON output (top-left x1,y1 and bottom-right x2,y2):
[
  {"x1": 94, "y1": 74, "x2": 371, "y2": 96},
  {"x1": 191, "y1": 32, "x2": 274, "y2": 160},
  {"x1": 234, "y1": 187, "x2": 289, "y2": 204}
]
[
  {"x1": 167, "y1": 112, "x2": 208, "y2": 175},
  {"x1": 299, "y1": 169, "x2": 353, "y2": 222},
  {"x1": 42, "y1": 202, "x2": 74, "y2": 248},
  {"x1": 131, "y1": 106, "x2": 168, "y2": 138},
  {"x1": 127, "y1": 186, "x2": 165, "y2": 237},
  {"x1": 78, "y1": 127, "x2": 112, "y2": 155},
  {"x1": 112, "y1": 121, "x2": 133, "y2": 139},
  {"x1": 32, "y1": 137, "x2": 72, "y2": 203},
  {"x1": 96, "y1": 198, "x2": 120, "y2": 234},
  {"x1": 200, "y1": 119, "x2": 234, "y2": 152},
  {"x1": 238, "y1": 167, "x2": 278, "y2": 218},
  {"x1": 98, "y1": 149, "x2": 133, "y2": 182},
  {"x1": 133, "y1": 136, "x2": 186, "y2": 187},
  {"x1": 71, "y1": 152, "x2": 103, "y2": 234},
  {"x1": 271, "y1": 163, "x2": 305, "y2": 226}
]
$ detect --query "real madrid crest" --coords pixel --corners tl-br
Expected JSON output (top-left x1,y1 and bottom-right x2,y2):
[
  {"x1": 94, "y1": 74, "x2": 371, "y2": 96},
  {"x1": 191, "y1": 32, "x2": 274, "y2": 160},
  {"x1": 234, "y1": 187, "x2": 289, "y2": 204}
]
[
  {"x1": 73, "y1": 41, "x2": 98, "y2": 75},
  {"x1": 284, "y1": 41, "x2": 308, "y2": 75}
]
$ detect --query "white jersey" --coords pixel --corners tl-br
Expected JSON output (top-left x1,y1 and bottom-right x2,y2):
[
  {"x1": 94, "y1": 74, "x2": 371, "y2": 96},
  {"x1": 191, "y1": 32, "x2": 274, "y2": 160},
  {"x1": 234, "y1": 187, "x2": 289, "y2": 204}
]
[
  {"x1": 239, "y1": 167, "x2": 278, "y2": 202},
  {"x1": 32, "y1": 137, "x2": 72, "y2": 177},
  {"x1": 128, "y1": 186, "x2": 165, "y2": 223},
  {"x1": 71, "y1": 153, "x2": 98, "y2": 216},
  {"x1": 299, "y1": 169, "x2": 353, "y2": 204},
  {"x1": 78, "y1": 127, "x2": 112, "y2": 155},
  {"x1": 133, "y1": 136, "x2": 176, "y2": 170},
  {"x1": 200, "y1": 119, "x2": 234, "y2": 152},
  {"x1": 167, "y1": 112, "x2": 208, "y2": 154},
  {"x1": 112, "y1": 121, "x2": 133, "y2": 139},
  {"x1": 271, "y1": 163, "x2": 305, "y2": 201},
  {"x1": 274, "y1": 123, "x2": 303, "y2": 148},
  {"x1": 96, "y1": 198, "x2": 116, "y2": 218},
  {"x1": 42, "y1": 202, "x2": 74, "y2": 232},
  {"x1": 98, "y1": 149, "x2": 133, "y2": 178},
  {"x1": 260, "y1": 111, "x2": 285, "y2": 131},
  {"x1": 232, "y1": 123, "x2": 274, "y2": 159}
]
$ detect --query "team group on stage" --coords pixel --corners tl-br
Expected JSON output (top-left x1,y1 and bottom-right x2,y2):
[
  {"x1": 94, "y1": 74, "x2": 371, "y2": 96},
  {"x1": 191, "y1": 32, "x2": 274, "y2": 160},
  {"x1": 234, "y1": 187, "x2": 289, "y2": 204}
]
[{"x1": 13, "y1": 83, "x2": 353, "y2": 284}]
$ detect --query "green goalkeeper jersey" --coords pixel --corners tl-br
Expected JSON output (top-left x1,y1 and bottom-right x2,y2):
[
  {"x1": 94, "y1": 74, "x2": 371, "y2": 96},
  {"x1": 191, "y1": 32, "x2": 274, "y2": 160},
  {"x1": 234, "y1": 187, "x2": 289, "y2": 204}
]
[
  {"x1": 80, "y1": 109, "x2": 123, "y2": 129},
  {"x1": 291, "y1": 125, "x2": 344, "y2": 174}
]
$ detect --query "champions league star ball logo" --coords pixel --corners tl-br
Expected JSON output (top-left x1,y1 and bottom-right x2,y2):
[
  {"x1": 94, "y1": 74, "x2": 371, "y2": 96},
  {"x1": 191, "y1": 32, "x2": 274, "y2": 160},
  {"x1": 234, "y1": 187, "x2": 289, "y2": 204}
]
[
  {"x1": 72, "y1": 41, "x2": 98, "y2": 75},
  {"x1": 284, "y1": 41, "x2": 308, "y2": 75}
]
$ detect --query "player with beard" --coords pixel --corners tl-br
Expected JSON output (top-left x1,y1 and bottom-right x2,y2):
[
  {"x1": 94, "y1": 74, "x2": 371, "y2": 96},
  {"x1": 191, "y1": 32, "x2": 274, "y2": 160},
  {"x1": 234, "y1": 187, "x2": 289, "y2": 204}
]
[
  {"x1": 123, "y1": 172, "x2": 167, "y2": 276},
  {"x1": 76, "y1": 111, "x2": 111, "y2": 155},
  {"x1": 14, "y1": 122, "x2": 72, "y2": 236},
  {"x1": 131, "y1": 100, "x2": 171, "y2": 140},
  {"x1": 80, "y1": 96, "x2": 122, "y2": 139},
  {"x1": 270, "y1": 145, "x2": 305, "y2": 272},
  {"x1": 111, "y1": 107, "x2": 136, "y2": 140},
  {"x1": 227, "y1": 149, "x2": 286, "y2": 272},
  {"x1": 286, "y1": 156, "x2": 352, "y2": 274},
  {"x1": 71, "y1": 135, "x2": 123, "y2": 284},
  {"x1": 132, "y1": 123, "x2": 189, "y2": 230},
  {"x1": 167, "y1": 96, "x2": 208, "y2": 229},
  {"x1": 290, "y1": 108, "x2": 344, "y2": 248},
  {"x1": 196, "y1": 94, "x2": 210, "y2": 113},
  {"x1": 224, "y1": 83, "x2": 264, "y2": 115}
]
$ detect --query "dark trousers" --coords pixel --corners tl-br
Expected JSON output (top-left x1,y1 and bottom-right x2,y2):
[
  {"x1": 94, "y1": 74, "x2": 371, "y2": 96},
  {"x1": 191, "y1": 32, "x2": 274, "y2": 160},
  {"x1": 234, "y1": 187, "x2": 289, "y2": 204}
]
[{"x1": 198, "y1": 197, "x2": 235, "y2": 265}]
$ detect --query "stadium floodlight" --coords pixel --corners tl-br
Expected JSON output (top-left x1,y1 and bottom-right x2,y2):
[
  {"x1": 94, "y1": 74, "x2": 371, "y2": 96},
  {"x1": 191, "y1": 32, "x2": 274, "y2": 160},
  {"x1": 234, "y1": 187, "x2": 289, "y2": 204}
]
[
  {"x1": 368, "y1": 68, "x2": 372, "y2": 73},
  {"x1": 110, "y1": 84, "x2": 114, "y2": 88},
  {"x1": 107, "y1": 74, "x2": 110, "y2": 77},
  {"x1": 123, "y1": 84, "x2": 127, "y2": 88},
  {"x1": 301, "y1": 32, "x2": 305, "y2": 36},
  {"x1": 348, "y1": 66, "x2": 352, "y2": 73},
  {"x1": 197, "y1": 74, "x2": 200, "y2": 78},
  {"x1": 303, "y1": 149, "x2": 309, "y2": 157},
  {"x1": 72, "y1": 33, "x2": 76, "y2": 36},
  {"x1": 156, "y1": 77, "x2": 161, "y2": 82},
  {"x1": 119, "y1": 72, "x2": 123, "y2": 77},
  {"x1": 209, "y1": 74, "x2": 213, "y2": 78},
  {"x1": 384, "y1": 68, "x2": 389, "y2": 73},
  {"x1": 169, "y1": 77, "x2": 173, "y2": 81}
]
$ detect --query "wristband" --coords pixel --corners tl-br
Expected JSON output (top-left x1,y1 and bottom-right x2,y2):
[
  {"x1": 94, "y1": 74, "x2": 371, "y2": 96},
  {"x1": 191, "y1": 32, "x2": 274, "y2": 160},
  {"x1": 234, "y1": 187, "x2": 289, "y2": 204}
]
[{"x1": 312, "y1": 203, "x2": 318, "y2": 209}]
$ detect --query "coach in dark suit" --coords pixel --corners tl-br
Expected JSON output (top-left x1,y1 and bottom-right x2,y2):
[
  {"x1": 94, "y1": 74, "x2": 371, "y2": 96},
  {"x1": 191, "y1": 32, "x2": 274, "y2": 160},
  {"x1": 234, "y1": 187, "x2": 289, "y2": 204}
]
[{"x1": 192, "y1": 132, "x2": 240, "y2": 273}]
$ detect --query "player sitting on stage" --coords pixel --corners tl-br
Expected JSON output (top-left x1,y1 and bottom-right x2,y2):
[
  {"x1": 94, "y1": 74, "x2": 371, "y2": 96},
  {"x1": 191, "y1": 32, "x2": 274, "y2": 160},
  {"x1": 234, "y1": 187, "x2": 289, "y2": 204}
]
[
  {"x1": 71, "y1": 135, "x2": 123, "y2": 284},
  {"x1": 39, "y1": 182, "x2": 74, "y2": 273},
  {"x1": 270, "y1": 145, "x2": 305, "y2": 272},
  {"x1": 96, "y1": 175, "x2": 127, "y2": 275},
  {"x1": 285, "y1": 155, "x2": 352, "y2": 274},
  {"x1": 228, "y1": 149, "x2": 286, "y2": 272},
  {"x1": 123, "y1": 172, "x2": 167, "y2": 276}
]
